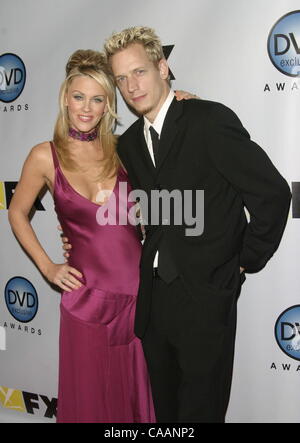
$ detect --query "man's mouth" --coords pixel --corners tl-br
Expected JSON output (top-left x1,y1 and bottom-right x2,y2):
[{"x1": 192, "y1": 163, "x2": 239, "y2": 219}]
[{"x1": 132, "y1": 94, "x2": 146, "y2": 103}]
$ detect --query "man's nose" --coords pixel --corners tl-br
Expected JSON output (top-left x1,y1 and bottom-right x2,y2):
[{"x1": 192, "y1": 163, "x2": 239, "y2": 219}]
[{"x1": 127, "y1": 75, "x2": 138, "y2": 93}]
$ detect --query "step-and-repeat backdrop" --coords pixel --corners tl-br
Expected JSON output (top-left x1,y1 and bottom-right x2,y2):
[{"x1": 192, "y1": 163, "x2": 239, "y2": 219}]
[{"x1": 0, "y1": 0, "x2": 299, "y2": 423}]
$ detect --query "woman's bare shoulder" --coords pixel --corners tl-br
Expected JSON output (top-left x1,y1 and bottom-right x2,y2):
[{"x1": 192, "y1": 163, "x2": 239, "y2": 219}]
[
  {"x1": 29, "y1": 141, "x2": 52, "y2": 158},
  {"x1": 25, "y1": 141, "x2": 53, "y2": 173}
]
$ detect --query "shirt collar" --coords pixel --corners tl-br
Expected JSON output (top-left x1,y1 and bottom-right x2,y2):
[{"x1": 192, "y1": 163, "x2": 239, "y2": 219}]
[{"x1": 144, "y1": 89, "x2": 175, "y2": 137}]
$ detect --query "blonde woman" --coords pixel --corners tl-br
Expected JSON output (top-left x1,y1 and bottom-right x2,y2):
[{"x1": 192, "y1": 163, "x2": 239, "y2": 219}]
[{"x1": 8, "y1": 50, "x2": 156, "y2": 423}]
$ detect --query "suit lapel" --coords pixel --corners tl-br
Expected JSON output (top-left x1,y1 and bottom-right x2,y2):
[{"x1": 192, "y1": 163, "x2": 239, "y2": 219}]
[
  {"x1": 131, "y1": 99, "x2": 184, "y2": 177},
  {"x1": 156, "y1": 98, "x2": 184, "y2": 173}
]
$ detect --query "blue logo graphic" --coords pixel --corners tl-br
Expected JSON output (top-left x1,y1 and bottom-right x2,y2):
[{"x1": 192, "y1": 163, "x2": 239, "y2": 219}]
[
  {"x1": 0, "y1": 53, "x2": 26, "y2": 102},
  {"x1": 4, "y1": 277, "x2": 38, "y2": 323},
  {"x1": 275, "y1": 305, "x2": 300, "y2": 361},
  {"x1": 268, "y1": 10, "x2": 300, "y2": 77}
]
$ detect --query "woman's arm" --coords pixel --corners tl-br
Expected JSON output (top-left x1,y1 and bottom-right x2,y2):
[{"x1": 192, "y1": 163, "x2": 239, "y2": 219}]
[{"x1": 8, "y1": 143, "x2": 82, "y2": 292}]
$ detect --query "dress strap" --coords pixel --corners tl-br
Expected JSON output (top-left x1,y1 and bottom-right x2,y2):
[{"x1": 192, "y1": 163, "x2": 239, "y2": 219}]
[{"x1": 49, "y1": 141, "x2": 59, "y2": 169}]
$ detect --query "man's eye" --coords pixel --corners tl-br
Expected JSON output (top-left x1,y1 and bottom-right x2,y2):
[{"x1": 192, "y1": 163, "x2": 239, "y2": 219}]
[{"x1": 117, "y1": 77, "x2": 125, "y2": 83}]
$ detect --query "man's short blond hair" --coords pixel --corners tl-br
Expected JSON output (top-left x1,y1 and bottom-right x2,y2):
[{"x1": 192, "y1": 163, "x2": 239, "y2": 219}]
[{"x1": 104, "y1": 26, "x2": 165, "y2": 66}]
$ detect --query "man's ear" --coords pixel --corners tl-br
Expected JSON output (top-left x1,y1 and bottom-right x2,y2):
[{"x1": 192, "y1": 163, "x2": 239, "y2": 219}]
[{"x1": 158, "y1": 58, "x2": 169, "y2": 80}]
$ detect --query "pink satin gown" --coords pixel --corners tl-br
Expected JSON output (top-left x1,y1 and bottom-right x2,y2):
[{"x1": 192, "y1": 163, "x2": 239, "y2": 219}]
[{"x1": 50, "y1": 142, "x2": 155, "y2": 423}]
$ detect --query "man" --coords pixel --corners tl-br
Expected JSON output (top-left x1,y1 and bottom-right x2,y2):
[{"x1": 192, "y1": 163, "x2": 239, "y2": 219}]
[
  {"x1": 103, "y1": 26, "x2": 291, "y2": 423},
  {"x1": 102, "y1": 26, "x2": 291, "y2": 423}
]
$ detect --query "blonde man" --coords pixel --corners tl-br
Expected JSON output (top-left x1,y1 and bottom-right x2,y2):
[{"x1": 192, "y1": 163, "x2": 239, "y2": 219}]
[{"x1": 103, "y1": 27, "x2": 291, "y2": 423}]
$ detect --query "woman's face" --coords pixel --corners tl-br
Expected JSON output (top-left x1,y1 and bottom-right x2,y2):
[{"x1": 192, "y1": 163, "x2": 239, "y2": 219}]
[{"x1": 65, "y1": 75, "x2": 108, "y2": 133}]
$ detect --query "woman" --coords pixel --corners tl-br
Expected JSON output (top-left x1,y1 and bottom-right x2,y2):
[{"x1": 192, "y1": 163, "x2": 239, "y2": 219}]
[
  {"x1": 9, "y1": 49, "x2": 156, "y2": 423},
  {"x1": 8, "y1": 49, "x2": 195, "y2": 423}
]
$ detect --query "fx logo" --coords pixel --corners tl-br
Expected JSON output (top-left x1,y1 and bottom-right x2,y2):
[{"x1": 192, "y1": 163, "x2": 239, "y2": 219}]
[
  {"x1": 292, "y1": 182, "x2": 300, "y2": 218},
  {"x1": 0, "y1": 386, "x2": 57, "y2": 418},
  {"x1": 0, "y1": 181, "x2": 45, "y2": 210},
  {"x1": 163, "y1": 45, "x2": 175, "y2": 80}
]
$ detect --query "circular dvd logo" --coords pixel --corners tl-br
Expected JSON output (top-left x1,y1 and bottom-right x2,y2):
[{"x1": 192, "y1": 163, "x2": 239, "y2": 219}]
[
  {"x1": 268, "y1": 10, "x2": 300, "y2": 77},
  {"x1": 0, "y1": 53, "x2": 26, "y2": 102},
  {"x1": 4, "y1": 277, "x2": 38, "y2": 323},
  {"x1": 275, "y1": 305, "x2": 300, "y2": 361}
]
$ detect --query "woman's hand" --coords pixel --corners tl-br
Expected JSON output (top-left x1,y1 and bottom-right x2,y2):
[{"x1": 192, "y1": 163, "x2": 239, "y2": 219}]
[
  {"x1": 45, "y1": 262, "x2": 83, "y2": 292},
  {"x1": 175, "y1": 90, "x2": 200, "y2": 101}
]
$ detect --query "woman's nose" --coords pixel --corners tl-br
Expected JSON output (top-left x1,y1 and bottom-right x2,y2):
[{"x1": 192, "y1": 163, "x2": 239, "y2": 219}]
[{"x1": 82, "y1": 99, "x2": 91, "y2": 111}]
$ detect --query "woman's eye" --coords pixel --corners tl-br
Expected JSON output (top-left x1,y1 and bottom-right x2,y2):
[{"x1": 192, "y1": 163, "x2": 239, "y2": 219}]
[
  {"x1": 74, "y1": 95, "x2": 83, "y2": 100},
  {"x1": 94, "y1": 98, "x2": 104, "y2": 103}
]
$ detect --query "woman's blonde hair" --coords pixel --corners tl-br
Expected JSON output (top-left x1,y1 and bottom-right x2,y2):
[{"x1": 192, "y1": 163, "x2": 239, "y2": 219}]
[
  {"x1": 53, "y1": 49, "x2": 119, "y2": 179},
  {"x1": 104, "y1": 26, "x2": 165, "y2": 67}
]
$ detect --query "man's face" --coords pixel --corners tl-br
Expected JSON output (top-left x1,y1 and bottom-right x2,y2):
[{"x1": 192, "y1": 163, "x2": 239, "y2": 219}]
[{"x1": 110, "y1": 43, "x2": 170, "y2": 122}]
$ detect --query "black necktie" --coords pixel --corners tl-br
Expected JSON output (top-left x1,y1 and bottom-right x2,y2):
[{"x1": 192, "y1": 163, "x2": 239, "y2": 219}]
[
  {"x1": 157, "y1": 241, "x2": 178, "y2": 284},
  {"x1": 149, "y1": 126, "x2": 178, "y2": 283},
  {"x1": 149, "y1": 126, "x2": 159, "y2": 165}
]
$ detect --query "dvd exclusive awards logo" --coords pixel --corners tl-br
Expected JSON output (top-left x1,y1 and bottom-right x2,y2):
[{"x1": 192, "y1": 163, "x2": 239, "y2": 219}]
[
  {"x1": 275, "y1": 305, "x2": 300, "y2": 361},
  {"x1": 5, "y1": 277, "x2": 38, "y2": 323},
  {"x1": 0, "y1": 53, "x2": 26, "y2": 102},
  {"x1": 268, "y1": 10, "x2": 300, "y2": 77}
]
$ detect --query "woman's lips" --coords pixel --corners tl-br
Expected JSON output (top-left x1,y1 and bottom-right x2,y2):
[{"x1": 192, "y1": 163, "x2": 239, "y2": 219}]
[{"x1": 78, "y1": 115, "x2": 93, "y2": 122}]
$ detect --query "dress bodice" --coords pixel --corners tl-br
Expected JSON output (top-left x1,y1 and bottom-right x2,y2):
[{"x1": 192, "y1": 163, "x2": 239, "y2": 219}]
[{"x1": 50, "y1": 141, "x2": 142, "y2": 295}]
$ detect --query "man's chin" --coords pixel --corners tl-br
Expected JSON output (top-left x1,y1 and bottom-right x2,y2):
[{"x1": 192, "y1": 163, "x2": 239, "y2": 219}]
[
  {"x1": 130, "y1": 102, "x2": 152, "y2": 115},
  {"x1": 131, "y1": 104, "x2": 152, "y2": 117}
]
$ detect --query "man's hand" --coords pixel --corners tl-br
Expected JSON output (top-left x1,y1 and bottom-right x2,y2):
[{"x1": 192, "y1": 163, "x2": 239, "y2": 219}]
[
  {"x1": 58, "y1": 225, "x2": 72, "y2": 260},
  {"x1": 175, "y1": 90, "x2": 200, "y2": 101}
]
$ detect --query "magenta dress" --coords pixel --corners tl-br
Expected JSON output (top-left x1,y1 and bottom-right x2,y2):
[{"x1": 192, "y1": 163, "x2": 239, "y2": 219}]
[{"x1": 50, "y1": 142, "x2": 155, "y2": 423}]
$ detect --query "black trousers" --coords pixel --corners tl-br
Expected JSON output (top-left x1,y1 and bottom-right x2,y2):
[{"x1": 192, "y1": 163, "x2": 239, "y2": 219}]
[{"x1": 142, "y1": 275, "x2": 237, "y2": 423}]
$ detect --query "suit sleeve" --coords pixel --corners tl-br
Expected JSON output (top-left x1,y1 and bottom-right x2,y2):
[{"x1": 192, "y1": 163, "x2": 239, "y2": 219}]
[{"x1": 207, "y1": 103, "x2": 291, "y2": 273}]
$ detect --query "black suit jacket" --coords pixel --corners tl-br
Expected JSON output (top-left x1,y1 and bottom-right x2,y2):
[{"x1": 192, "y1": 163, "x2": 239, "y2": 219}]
[{"x1": 117, "y1": 98, "x2": 291, "y2": 338}]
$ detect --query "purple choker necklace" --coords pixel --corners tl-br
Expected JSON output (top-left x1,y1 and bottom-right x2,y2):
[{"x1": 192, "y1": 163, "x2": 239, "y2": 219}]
[{"x1": 68, "y1": 127, "x2": 98, "y2": 142}]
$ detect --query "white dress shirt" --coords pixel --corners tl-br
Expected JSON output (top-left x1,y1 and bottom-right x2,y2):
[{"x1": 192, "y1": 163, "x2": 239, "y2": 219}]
[
  {"x1": 143, "y1": 89, "x2": 175, "y2": 267},
  {"x1": 143, "y1": 89, "x2": 175, "y2": 166}
]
